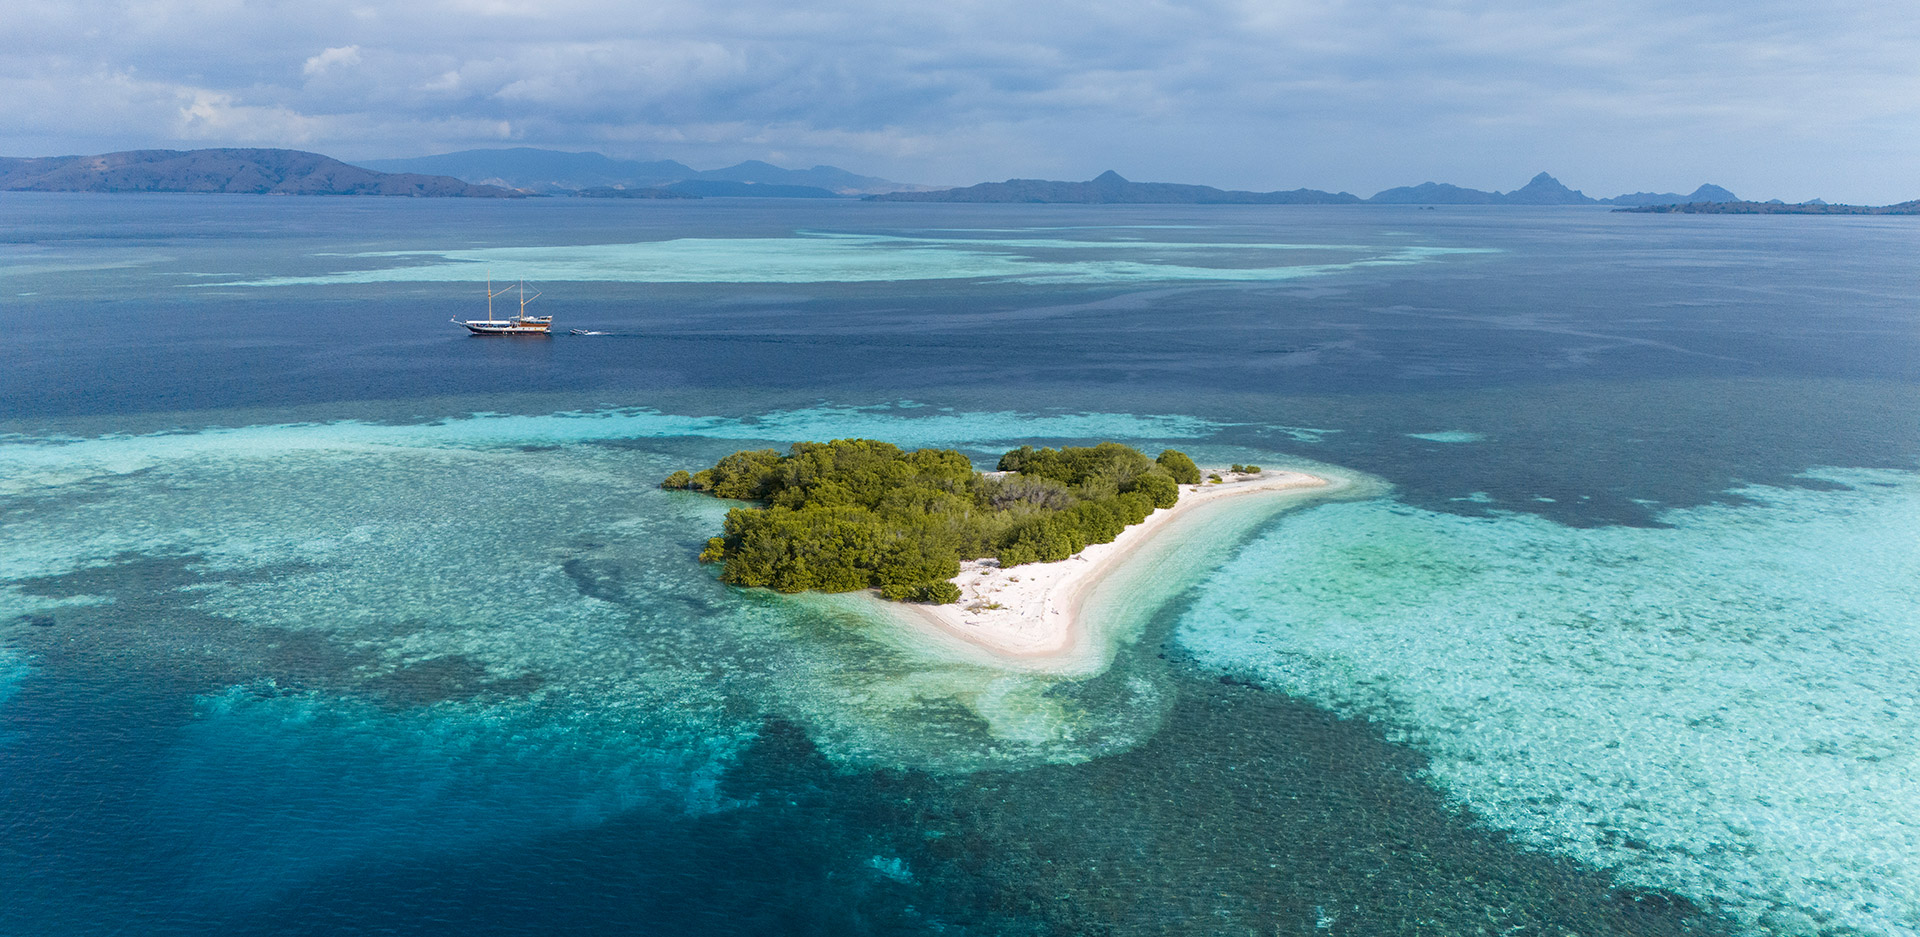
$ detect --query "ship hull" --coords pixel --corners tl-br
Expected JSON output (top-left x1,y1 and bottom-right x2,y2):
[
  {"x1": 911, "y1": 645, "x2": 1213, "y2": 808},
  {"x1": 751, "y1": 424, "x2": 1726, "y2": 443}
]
[{"x1": 459, "y1": 322, "x2": 550, "y2": 335}]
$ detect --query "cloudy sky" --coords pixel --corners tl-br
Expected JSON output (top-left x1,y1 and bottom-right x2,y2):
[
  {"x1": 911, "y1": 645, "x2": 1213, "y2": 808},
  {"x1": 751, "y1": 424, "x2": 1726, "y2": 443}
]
[{"x1": 5, "y1": 0, "x2": 1918, "y2": 201}]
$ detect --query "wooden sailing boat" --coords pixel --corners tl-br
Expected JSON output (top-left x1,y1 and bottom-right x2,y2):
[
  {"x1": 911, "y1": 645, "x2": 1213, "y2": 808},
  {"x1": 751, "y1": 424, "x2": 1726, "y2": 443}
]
[{"x1": 452, "y1": 276, "x2": 551, "y2": 335}]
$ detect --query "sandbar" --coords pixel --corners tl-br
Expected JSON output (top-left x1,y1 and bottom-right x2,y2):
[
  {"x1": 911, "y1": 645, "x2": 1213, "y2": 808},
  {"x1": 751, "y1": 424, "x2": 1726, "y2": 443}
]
[{"x1": 883, "y1": 469, "x2": 1333, "y2": 666}]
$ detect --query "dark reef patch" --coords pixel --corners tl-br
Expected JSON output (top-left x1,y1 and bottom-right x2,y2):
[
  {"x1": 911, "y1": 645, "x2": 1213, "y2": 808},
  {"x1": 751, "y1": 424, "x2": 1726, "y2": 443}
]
[
  {"x1": 361, "y1": 654, "x2": 546, "y2": 709},
  {"x1": 6, "y1": 551, "x2": 537, "y2": 708},
  {"x1": 910, "y1": 670, "x2": 1739, "y2": 937},
  {"x1": 561, "y1": 556, "x2": 629, "y2": 604}
]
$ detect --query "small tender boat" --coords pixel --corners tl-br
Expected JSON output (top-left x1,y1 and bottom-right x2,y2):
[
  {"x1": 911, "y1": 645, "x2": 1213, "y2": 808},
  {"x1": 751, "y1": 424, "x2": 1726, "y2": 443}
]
[
  {"x1": 569, "y1": 329, "x2": 608, "y2": 336},
  {"x1": 453, "y1": 277, "x2": 550, "y2": 335}
]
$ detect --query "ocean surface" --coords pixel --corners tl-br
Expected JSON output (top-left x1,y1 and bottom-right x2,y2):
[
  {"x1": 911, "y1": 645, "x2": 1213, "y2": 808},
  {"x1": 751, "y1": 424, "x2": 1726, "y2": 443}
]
[{"x1": 2, "y1": 192, "x2": 1916, "y2": 936}]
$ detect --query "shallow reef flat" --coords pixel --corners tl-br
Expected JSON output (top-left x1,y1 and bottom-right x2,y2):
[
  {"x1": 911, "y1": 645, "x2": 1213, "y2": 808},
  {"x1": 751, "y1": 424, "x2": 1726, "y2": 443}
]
[
  {"x1": 1179, "y1": 466, "x2": 1920, "y2": 935},
  {"x1": 2, "y1": 404, "x2": 1914, "y2": 934},
  {"x1": 0, "y1": 406, "x2": 1263, "y2": 779},
  {"x1": 217, "y1": 234, "x2": 1493, "y2": 288}
]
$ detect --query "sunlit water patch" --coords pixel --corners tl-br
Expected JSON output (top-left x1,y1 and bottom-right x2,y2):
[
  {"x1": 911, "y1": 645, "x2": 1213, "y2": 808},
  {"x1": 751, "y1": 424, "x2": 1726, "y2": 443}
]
[
  {"x1": 1405, "y1": 430, "x2": 1485, "y2": 443},
  {"x1": 1177, "y1": 468, "x2": 1920, "y2": 935},
  {"x1": 214, "y1": 232, "x2": 1494, "y2": 286}
]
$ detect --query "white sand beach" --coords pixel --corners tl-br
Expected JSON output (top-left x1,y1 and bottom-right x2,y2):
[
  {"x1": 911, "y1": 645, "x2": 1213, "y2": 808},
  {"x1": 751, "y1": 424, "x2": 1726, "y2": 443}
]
[{"x1": 885, "y1": 469, "x2": 1333, "y2": 664}]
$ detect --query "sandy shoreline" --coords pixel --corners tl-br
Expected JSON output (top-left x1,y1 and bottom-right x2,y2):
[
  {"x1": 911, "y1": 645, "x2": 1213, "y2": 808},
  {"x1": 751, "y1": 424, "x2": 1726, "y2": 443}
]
[{"x1": 882, "y1": 469, "x2": 1333, "y2": 665}]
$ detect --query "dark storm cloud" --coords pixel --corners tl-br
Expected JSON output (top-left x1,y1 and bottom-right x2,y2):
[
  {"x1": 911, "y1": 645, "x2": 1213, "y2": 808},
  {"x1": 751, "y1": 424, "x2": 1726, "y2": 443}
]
[{"x1": 3, "y1": 0, "x2": 1917, "y2": 200}]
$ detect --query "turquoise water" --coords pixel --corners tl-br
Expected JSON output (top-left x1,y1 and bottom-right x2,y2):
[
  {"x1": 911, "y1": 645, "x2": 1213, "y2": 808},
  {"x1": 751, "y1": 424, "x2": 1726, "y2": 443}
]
[
  {"x1": 3, "y1": 194, "x2": 1917, "y2": 935},
  {"x1": 1180, "y1": 470, "x2": 1920, "y2": 934},
  {"x1": 0, "y1": 408, "x2": 1216, "y2": 774},
  {"x1": 1404, "y1": 430, "x2": 1485, "y2": 443},
  {"x1": 223, "y1": 233, "x2": 1493, "y2": 286}
]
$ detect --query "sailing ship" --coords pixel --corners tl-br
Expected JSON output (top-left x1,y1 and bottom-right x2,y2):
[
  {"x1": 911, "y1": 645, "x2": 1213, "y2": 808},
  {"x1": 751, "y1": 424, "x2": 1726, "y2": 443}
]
[{"x1": 453, "y1": 277, "x2": 551, "y2": 335}]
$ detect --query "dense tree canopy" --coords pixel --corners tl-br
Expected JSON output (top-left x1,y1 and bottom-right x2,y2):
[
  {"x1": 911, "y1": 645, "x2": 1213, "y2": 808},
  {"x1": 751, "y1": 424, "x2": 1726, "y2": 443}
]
[
  {"x1": 1157, "y1": 449, "x2": 1203, "y2": 485},
  {"x1": 664, "y1": 440, "x2": 1197, "y2": 603}
]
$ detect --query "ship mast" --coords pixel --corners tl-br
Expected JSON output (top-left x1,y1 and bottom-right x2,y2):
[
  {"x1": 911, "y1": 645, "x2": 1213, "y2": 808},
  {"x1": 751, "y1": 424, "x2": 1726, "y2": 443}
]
[
  {"x1": 485, "y1": 271, "x2": 513, "y2": 323},
  {"x1": 517, "y1": 281, "x2": 542, "y2": 320}
]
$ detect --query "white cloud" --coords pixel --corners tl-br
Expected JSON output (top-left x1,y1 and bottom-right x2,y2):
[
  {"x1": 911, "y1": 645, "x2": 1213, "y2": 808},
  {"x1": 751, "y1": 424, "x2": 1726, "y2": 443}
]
[
  {"x1": 302, "y1": 45, "x2": 362, "y2": 77},
  {"x1": 418, "y1": 70, "x2": 462, "y2": 94},
  {"x1": 176, "y1": 89, "x2": 327, "y2": 143},
  {"x1": 1, "y1": 0, "x2": 1917, "y2": 200}
]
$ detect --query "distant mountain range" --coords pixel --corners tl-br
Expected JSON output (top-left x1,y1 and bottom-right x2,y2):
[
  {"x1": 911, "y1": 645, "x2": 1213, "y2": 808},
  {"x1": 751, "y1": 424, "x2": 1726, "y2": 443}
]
[
  {"x1": 0, "y1": 149, "x2": 518, "y2": 197},
  {"x1": 572, "y1": 181, "x2": 845, "y2": 199},
  {"x1": 9, "y1": 146, "x2": 1906, "y2": 211},
  {"x1": 880, "y1": 171, "x2": 1747, "y2": 206},
  {"x1": 679, "y1": 159, "x2": 918, "y2": 195},
  {"x1": 1606, "y1": 184, "x2": 1740, "y2": 206},
  {"x1": 355, "y1": 148, "x2": 925, "y2": 196},
  {"x1": 1366, "y1": 172, "x2": 1592, "y2": 205},
  {"x1": 1369, "y1": 174, "x2": 1738, "y2": 206},
  {"x1": 659, "y1": 179, "x2": 847, "y2": 199},
  {"x1": 868, "y1": 170, "x2": 1361, "y2": 204}
]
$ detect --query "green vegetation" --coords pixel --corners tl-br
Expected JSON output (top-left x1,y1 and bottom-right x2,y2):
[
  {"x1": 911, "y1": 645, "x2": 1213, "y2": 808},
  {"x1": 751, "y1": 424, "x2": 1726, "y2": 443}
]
[
  {"x1": 664, "y1": 440, "x2": 1196, "y2": 603},
  {"x1": 1156, "y1": 449, "x2": 1202, "y2": 485},
  {"x1": 1229, "y1": 464, "x2": 1262, "y2": 474}
]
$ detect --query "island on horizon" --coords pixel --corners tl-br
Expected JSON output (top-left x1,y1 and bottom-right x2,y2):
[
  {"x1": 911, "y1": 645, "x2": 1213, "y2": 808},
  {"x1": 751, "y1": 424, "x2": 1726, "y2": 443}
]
[
  {"x1": 866, "y1": 169, "x2": 1364, "y2": 204},
  {"x1": 0, "y1": 148, "x2": 522, "y2": 198},
  {"x1": 0, "y1": 146, "x2": 928, "y2": 199},
  {"x1": 868, "y1": 170, "x2": 1762, "y2": 207},
  {"x1": 1615, "y1": 199, "x2": 1920, "y2": 214},
  {"x1": 17, "y1": 144, "x2": 1906, "y2": 210}
]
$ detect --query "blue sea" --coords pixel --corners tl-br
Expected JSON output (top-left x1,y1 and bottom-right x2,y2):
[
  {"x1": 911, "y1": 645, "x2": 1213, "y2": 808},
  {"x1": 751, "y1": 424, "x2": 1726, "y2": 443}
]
[{"x1": 2, "y1": 193, "x2": 1916, "y2": 936}]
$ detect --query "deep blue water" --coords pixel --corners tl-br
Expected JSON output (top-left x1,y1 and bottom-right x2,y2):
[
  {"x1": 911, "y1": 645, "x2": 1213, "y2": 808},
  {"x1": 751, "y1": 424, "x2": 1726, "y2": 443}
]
[{"x1": 2, "y1": 193, "x2": 1917, "y2": 936}]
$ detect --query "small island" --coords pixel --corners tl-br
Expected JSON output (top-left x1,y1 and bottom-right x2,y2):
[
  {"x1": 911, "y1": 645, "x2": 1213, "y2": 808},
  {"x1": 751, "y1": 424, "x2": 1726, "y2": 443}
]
[
  {"x1": 866, "y1": 170, "x2": 1360, "y2": 204},
  {"x1": 664, "y1": 439, "x2": 1331, "y2": 659},
  {"x1": 1615, "y1": 199, "x2": 1920, "y2": 214},
  {"x1": 0, "y1": 148, "x2": 522, "y2": 197}
]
